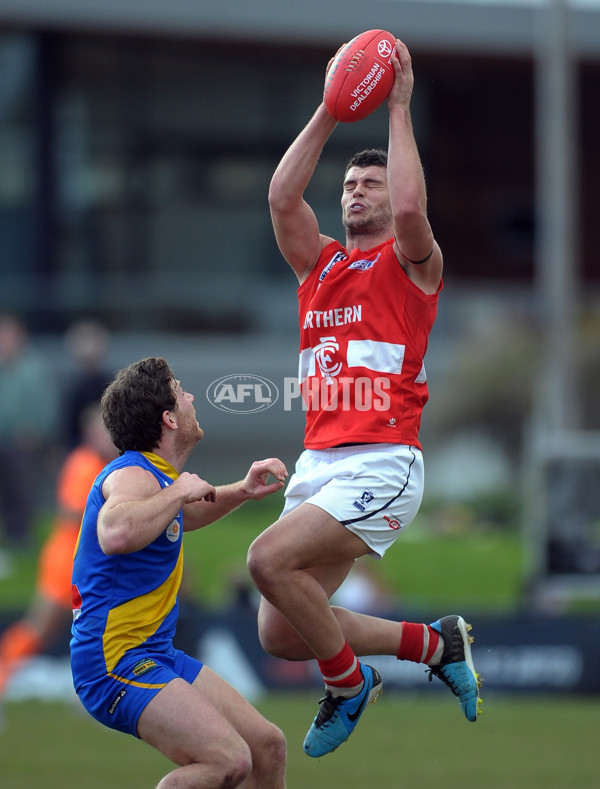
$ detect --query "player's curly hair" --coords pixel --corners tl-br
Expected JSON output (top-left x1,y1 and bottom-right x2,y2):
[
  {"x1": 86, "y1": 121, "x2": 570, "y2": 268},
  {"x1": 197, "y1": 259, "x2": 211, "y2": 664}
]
[
  {"x1": 345, "y1": 148, "x2": 388, "y2": 175},
  {"x1": 101, "y1": 356, "x2": 177, "y2": 454}
]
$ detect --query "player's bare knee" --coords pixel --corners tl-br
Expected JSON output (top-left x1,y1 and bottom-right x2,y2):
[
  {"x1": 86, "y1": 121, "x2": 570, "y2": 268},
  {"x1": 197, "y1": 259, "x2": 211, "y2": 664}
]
[
  {"x1": 224, "y1": 752, "x2": 253, "y2": 788},
  {"x1": 247, "y1": 534, "x2": 280, "y2": 593},
  {"x1": 252, "y1": 722, "x2": 286, "y2": 777},
  {"x1": 209, "y1": 744, "x2": 256, "y2": 788},
  {"x1": 210, "y1": 747, "x2": 253, "y2": 789},
  {"x1": 269, "y1": 723, "x2": 287, "y2": 765},
  {"x1": 155, "y1": 753, "x2": 252, "y2": 789}
]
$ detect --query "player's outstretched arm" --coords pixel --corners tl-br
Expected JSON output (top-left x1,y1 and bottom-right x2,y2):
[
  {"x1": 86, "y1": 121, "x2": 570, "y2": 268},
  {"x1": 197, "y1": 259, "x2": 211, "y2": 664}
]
[
  {"x1": 183, "y1": 457, "x2": 288, "y2": 531},
  {"x1": 387, "y1": 40, "x2": 442, "y2": 294},
  {"x1": 269, "y1": 99, "x2": 338, "y2": 283}
]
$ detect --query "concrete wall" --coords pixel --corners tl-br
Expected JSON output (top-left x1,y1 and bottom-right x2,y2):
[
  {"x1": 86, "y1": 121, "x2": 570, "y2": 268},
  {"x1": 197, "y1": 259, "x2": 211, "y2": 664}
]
[{"x1": 1, "y1": 0, "x2": 600, "y2": 56}]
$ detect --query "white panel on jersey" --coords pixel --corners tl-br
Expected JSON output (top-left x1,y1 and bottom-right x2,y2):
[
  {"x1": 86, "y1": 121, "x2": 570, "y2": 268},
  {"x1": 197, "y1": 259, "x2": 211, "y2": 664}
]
[
  {"x1": 347, "y1": 340, "x2": 405, "y2": 374},
  {"x1": 298, "y1": 347, "x2": 316, "y2": 381},
  {"x1": 414, "y1": 362, "x2": 427, "y2": 383}
]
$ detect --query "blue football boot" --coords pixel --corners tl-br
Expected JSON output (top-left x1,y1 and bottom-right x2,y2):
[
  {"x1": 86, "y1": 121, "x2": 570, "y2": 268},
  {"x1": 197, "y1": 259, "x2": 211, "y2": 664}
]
[
  {"x1": 303, "y1": 664, "x2": 383, "y2": 758},
  {"x1": 428, "y1": 615, "x2": 482, "y2": 721}
]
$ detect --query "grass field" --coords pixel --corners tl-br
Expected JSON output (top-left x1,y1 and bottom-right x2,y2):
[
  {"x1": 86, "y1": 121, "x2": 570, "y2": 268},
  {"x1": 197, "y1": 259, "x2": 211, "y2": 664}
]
[
  {"x1": 1, "y1": 495, "x2": 597, "y2": 787},
  {"x1": 171, "y1": 495, "x2": 526, "y2": 613},
  {"x1": 1, "y1": 692, "x2": 598, "y2": 789}
]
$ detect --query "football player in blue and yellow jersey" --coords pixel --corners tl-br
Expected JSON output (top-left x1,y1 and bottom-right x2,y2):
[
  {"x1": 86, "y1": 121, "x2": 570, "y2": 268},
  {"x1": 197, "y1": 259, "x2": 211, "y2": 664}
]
[{"x1": 71, "y1": 356, "x2": 288, "y2": 789}]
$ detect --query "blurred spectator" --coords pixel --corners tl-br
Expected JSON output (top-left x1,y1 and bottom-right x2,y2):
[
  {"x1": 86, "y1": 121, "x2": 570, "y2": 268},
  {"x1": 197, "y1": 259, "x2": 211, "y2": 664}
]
[
  {"x1": 0, "y1": 314, "x2": 58, "y2": 550},
  {"x1": 62, "y1": 320, "x2": 111, "y2": 449},
  {"x1": 228, "y1": 566, "x2": 261, "y2": 612},
  {"x1": 331, "y1": 557, "x2": 397, "y2": 615},
  {"x1": 0, "y1": 403, "x2": 117, "y2": 703}
]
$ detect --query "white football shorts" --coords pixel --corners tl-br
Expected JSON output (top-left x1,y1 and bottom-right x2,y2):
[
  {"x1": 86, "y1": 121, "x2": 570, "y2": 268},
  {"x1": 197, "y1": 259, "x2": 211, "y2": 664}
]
[{"x1": 281, "y1": 443, "x2": 424, "y2": 557}]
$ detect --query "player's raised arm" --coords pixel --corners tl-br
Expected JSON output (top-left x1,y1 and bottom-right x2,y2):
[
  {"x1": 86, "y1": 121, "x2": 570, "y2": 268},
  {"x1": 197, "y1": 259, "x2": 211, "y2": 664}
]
[
  {"x1": 269, "y1": 102, "x2": 338, "y2": 284},
  {"x1": 387, "y1": 40, "x2": 443, "y2": 294},
  {"x1": 183, "y1": 458, "x2": 288, "y2": 531}
]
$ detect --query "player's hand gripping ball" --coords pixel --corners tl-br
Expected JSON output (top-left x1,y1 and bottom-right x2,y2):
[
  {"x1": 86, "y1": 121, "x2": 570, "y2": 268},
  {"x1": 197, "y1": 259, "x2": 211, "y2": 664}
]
[{"x1": 324, "y1": 29, "x2": 396, "y2": 122}]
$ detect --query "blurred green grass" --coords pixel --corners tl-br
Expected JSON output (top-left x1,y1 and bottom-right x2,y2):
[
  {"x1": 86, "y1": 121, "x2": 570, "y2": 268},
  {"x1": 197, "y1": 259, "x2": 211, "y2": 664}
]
[
  {"x1": 1, "y1": 693, "x2": 599, "y2": 789},
  {"x1": 0, "y1": 494, "x2": 525, "y2": 614},
  {"x1": 179, "y1": 495, "x2": 526, "y2": 613}
]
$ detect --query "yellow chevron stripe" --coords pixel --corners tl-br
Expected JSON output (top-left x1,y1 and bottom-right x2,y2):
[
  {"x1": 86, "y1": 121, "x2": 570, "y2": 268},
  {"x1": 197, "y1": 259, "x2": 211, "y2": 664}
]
[
  {"x1": 108, "y1": 672, "x2": 167, "y2": 690},
  {"x1": 103, "y1": 548, "x2": 183, "y2": 673}
]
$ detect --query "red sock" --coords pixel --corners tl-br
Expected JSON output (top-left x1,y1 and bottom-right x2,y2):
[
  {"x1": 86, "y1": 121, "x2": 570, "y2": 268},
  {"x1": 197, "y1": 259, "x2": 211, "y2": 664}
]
[
  {"x1": 317, "y1": 642, "x2": 364, "y2": 693},
  {"x1": 397, "y1": 622, "x2": 440, "y2": 664}
]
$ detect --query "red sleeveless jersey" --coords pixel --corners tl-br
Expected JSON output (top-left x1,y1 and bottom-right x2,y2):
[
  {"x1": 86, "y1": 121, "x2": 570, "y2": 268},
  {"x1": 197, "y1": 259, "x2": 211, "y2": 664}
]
[{"x1": 297, "y1": 239, "x2": 441, "y2": 450}]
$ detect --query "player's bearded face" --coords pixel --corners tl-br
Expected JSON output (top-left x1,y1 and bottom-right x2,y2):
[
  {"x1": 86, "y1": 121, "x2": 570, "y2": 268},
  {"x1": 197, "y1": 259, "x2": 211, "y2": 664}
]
[
  {"x1": 341, "y1": 165, "x2": 393, "y2": 237},
  {"x1": 172, "y1": 381, "x2": 204, "y2": 450},
  {"x1": 342, "y1": 201, "x2": 393, "y2": 236},
  {"x1": 175, "y1": 408, "x2": 203, "y2": 453}
]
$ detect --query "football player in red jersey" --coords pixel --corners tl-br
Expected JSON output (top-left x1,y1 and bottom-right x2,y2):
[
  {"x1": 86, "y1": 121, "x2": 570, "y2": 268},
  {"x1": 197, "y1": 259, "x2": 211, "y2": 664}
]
[{"x1": 248, "y1": 38, "x2": 480, "y2": 758}]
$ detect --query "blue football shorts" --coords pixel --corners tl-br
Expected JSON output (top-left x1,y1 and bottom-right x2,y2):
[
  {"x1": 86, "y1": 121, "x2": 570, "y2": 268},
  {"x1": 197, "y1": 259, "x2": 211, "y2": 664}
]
[
  {"x1": 75, "y1": 647, "x2": 203, "y2": 737},
  {"x1": 281, "y1": 443, "x2": 424, "y2": 558}
]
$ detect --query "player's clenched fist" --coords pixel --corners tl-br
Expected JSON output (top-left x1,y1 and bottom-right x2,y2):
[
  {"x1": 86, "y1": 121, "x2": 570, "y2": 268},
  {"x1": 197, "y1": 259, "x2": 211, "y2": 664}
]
[{"x1": 175, "y1": 471, "x2": 216, "y2": 503}]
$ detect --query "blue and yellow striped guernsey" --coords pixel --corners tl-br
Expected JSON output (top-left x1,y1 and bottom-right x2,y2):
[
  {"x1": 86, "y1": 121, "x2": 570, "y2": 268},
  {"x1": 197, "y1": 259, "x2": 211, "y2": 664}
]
[{"x1": 70, "y1": 450, "x2": 184, "y2": 689}]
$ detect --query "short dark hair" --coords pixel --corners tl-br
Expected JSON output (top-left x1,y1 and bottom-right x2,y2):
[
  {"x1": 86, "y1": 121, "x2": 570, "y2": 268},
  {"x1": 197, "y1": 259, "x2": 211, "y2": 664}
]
[
  {"x1": 101, "y1": 357, "x2": 177, "y2": 454},
  {"x1": 344, "y1": 148, "x2": 388, "y2": 175}
]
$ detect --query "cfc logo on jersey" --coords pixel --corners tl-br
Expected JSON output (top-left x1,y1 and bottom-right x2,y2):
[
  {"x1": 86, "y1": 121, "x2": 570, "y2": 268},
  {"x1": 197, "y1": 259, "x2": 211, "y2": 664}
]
[{"x1": 314, "y1": 336, "x2": 342, "y2": 378}]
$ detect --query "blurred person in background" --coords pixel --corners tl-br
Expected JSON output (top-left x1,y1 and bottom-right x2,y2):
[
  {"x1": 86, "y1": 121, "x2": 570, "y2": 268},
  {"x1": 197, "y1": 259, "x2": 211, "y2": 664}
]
[
  {"x1": 330, "y1": 557, "x2": 397, "y2": 615},
  {"x1": 0, "y1": 403, "x2": 117, "y2": 706},
  {"x1": 0, "y1": 314, "x2": 58, "y2": 553},
  {"x1": 62, "y1": 319, "x2": 112, "y2": 449}
]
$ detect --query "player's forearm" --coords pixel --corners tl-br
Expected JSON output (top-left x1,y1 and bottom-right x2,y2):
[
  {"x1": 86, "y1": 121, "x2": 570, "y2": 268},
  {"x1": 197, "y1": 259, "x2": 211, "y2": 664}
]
[
  {"x1": 387, "y1": 104, "x2": 429, "y2": 221},
  {"x1": 269, "y1": 104, "x2": 337, "y2": 209},
  {"x1": 182, "y1": 481, "x2": 248, "y2": 531},
  {"x1": 388, "y1": 103, "x2": 442, "y2": 291}
]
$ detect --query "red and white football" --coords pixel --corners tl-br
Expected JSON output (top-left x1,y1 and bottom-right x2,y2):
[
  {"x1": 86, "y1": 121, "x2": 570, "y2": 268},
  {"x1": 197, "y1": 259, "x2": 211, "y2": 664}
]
[{"x1": 324, "y1": 29, "x2": 396, "y2": 123}]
